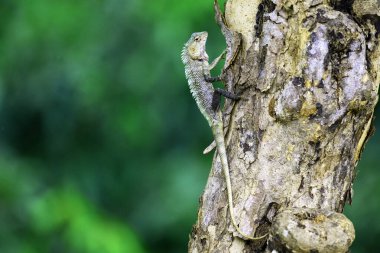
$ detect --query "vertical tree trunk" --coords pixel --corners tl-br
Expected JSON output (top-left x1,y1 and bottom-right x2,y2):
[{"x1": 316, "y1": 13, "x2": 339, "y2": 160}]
[{"x1": 188, "y1": 0, "x2": 379, "y2": 252}]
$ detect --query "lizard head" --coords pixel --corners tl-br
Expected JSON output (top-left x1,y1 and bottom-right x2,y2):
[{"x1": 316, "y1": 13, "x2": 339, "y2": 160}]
[{"x1": 186, "y1": 31, "x2": 209, "y2": 61}]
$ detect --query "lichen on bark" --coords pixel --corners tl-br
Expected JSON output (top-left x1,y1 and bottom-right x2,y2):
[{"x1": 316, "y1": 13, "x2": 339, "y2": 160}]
[{"x1": 188, "y1": 0, "x2": 379, "y2": 252}]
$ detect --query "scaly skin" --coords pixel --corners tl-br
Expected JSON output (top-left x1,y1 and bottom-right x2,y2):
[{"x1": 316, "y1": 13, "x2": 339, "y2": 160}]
[{"x1": 181, "y1": 31, "x2": 267, "y2": 241}]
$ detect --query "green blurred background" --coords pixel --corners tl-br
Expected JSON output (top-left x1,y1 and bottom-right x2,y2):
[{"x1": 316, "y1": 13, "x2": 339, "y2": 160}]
[{"x1": 0, "y1": 1, "x2": 378, "y2": 253}]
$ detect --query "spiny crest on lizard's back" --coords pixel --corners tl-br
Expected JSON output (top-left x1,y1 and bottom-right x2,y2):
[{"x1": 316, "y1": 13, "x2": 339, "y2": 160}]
[{"x1": 181, "y1": 45, "x2": 189, "y2": 65}]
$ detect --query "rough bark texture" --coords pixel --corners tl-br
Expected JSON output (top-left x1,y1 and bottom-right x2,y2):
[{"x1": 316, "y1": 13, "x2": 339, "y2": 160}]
[{"x1": 188, "y1": 0, "x2": 380, "y2": 252}]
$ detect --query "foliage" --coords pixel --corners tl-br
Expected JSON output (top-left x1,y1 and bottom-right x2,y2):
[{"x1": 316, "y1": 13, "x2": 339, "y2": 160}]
[{"x1": 0, "y1": 0, "x2": 378, "y2": 252}]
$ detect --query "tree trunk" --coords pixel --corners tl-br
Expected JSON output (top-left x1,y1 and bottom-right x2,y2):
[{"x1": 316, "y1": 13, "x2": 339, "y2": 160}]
[{"x1": 188, "y1": 0, "x2": 379, "y2": 252}]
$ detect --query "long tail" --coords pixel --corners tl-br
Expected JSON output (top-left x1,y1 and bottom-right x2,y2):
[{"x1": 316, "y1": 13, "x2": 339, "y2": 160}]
[{"x1": 212, "y1": 118, "x2": 267, "y2": 240}]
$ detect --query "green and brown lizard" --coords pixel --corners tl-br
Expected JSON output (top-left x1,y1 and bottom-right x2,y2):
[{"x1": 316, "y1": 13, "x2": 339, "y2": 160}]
[{"x1": 181, "y1": 31, "x2": 267, "y2": 240}]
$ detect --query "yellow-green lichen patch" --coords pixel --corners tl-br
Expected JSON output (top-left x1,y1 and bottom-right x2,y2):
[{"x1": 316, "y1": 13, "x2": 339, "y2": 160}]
[{"x1": 300, "y1": 91, "x2": 317, "y2": 117}]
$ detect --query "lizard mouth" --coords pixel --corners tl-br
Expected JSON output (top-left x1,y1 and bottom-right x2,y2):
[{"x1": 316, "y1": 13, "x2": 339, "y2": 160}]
[
  {"x1": 201, "y1": 32, "x2": 208, "y2": 57},
  {"x1": 201, "y1": 31, "x2": 208, "y2": 41}
]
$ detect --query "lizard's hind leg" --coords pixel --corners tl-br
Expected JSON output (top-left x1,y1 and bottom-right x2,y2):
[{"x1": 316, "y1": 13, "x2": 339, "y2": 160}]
[
  {"x1": 211, "y1": 87, "x2": 239, "y2": 110},
  {"x1": 206, "y1": 88, "x2": 239, "y2": 154},
  {"x1": 215, "y1": 88, "x2": 240, "y2": 101},
  {"x1": 211, "y1": 90, "x2": 222, "y2": 111}
]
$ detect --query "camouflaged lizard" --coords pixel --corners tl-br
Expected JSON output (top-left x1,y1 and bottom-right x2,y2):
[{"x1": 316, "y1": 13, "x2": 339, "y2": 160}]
[{"x1": 181, "y1": 31, "x2": 267, "y2": 240}]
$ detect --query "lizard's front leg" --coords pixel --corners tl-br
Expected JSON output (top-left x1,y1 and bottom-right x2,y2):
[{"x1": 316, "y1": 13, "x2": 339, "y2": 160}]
[
  {"x1": 209, "y1": 50, "x2": 226, "y2": 71},
  {"x1": 204, "y1": 74, "x2": 222, "y2": 83},
  {"x1": 205, "y1": 50, "x2": 227, "y2": 82}
]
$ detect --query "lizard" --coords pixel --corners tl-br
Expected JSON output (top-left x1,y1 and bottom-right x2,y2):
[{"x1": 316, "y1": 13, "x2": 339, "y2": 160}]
[{"x1": 181, "y1": 31, "x2": 267, "y2": 240}]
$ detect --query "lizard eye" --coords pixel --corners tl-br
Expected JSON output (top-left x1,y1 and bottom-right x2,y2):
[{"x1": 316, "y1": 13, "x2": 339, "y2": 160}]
[{"x1": 195, "y1": 37, "x2": 200, "y2": 42}]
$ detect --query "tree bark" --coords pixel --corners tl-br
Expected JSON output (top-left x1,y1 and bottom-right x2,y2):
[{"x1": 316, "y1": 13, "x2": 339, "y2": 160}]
[{"x1": 188, "y1": 0, "x2": 379, "y2": 252}]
